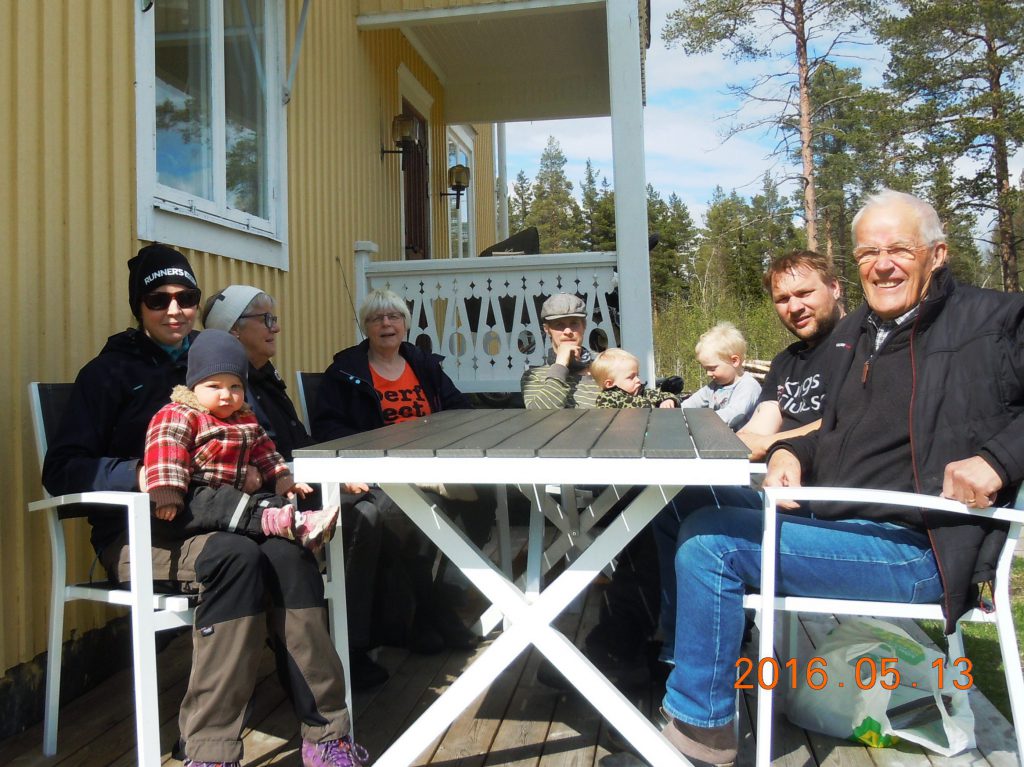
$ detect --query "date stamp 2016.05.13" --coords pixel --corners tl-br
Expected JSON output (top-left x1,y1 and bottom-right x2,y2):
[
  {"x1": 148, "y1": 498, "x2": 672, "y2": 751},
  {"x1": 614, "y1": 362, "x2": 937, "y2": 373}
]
[{"x1": 734, "y1": 656, "x2": 974, "y2": 691}]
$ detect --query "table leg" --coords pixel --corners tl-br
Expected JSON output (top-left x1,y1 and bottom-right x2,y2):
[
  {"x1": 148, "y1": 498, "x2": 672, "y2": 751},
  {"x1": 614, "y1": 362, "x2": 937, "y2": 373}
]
[
  {"x1": 557, "y1": 483, "x2": 586, "y2": 613},
  {"x1": 532, "y1": 629, "x2": 694, "y2": 766},
  {"x1": 522, "y1": 485, "x2": 681, "y2": 626},
  {"x1": 526, "y1": 485, "x2": 547, "y2": 599},
  {"x1": 495, "y1": 485, "x2": 513, "y2": 579},
  {"x1": 522, "y1": 484, "x2": 692, "y2": 766},
  {"x1": 475, "y1": 484, "x2": 629, "y2": 636},
  {"x1": 379, "y1": 482, "x2": 691, "y2": 766},
  {"x1": 381, "y1": 484, "x2": 534, "y2": 621}
]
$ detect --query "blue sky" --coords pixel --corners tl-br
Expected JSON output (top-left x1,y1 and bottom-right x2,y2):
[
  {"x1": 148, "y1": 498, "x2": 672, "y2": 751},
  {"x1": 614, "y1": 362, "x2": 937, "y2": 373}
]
[{"x1": 503, "y1": 1, "x2": 1022, "y2": 233}]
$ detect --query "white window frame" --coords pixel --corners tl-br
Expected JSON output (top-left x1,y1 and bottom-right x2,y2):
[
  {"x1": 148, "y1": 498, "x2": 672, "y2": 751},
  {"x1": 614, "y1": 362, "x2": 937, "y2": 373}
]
[
  {"x1": 397, "y1": 64, "x2": 432, "y2": 260},
  {"x1": 447, "y1": 125, "x2": 476, "y2": 259},
  {"x1": 134, "y1": 0, "x2": 289, "y2": 268}
]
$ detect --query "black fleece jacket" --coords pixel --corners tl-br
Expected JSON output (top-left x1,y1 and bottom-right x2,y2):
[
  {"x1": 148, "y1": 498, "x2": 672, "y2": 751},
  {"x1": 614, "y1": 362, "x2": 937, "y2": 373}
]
[
  {"x1": 42, "y1": 328, "x2": 195, "y2": 551},
  {"x1": 311, "y1": 339, "x2": 470, "y2": 441},
  {"x1": 246, "y1": 361, "x2": 312, "y2": 462},
  {"x1": 773, "y1": 268, "x2": 1024, "y2": 631}
]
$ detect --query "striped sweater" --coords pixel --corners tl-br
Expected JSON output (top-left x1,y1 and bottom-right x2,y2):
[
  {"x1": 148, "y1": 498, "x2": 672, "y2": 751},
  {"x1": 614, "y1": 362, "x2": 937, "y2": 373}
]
[{"x1": 520, "y1": 363, "x2": 600, "y2": 409}]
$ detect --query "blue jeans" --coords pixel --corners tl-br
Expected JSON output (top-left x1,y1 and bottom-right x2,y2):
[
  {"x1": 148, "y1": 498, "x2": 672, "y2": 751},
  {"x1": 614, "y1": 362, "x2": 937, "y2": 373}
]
[
  {"x1": 661, "y1": 504, "x2": 943, "y2": 728},
  {"x1": 654, "y1": 485, "x2": 761, "y2": 654}
]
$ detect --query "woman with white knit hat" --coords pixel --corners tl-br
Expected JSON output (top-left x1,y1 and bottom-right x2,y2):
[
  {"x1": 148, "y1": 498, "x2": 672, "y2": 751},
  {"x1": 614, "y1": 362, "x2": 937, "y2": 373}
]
[{"x1": 202, "y1": 285, "x2": 391, "y2": 691}]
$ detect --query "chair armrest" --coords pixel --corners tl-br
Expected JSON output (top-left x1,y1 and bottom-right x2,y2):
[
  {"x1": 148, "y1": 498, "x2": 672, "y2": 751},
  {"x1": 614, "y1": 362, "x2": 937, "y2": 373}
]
[
  {"x1": 29, "y1": 491, "x2": 151, "y2": 515},
  {"x1": 762, "y1": 485, "x2": 1024, "y2": 524},
  {"x1": 30, "y1": 491, "x2": 157, "y2": 606}
]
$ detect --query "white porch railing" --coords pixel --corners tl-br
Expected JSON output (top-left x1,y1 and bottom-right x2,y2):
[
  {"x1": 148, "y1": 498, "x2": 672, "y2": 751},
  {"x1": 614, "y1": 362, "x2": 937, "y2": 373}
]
[{"x1": 355, "y1": 242, "x2": 619, "y2": 393}]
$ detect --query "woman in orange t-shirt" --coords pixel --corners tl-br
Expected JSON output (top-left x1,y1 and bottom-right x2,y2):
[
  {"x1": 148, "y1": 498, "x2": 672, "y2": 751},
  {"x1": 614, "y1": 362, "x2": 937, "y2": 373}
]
[
  {"x1": 313, "y1": 289, "x2": 469, "y2": 438},
  {"x1": 313, "y1": 289, "x2": 492, "y2": 656}
]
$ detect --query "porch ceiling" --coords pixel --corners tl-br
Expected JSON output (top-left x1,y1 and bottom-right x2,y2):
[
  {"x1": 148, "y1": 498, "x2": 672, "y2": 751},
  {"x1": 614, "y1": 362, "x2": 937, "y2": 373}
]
[{"x1": 357, "y1": 1, "x2": 610, "y2": 123}]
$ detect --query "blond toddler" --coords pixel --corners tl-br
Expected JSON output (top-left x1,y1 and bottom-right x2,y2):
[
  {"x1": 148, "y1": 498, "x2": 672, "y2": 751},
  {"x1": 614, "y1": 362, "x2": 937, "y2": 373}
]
[
  {"x1": 680, "y1": 322, "x2": 761, "y2": 430},
  {"x1": 592, "y1": 348, "x2": 679, "y2": 409}
]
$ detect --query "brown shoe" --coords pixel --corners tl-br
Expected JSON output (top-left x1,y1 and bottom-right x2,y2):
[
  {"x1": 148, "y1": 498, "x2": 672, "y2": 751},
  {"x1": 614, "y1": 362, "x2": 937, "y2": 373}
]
[{"x1": 660, "y1": 709, "x2": 736, "y2": 766}]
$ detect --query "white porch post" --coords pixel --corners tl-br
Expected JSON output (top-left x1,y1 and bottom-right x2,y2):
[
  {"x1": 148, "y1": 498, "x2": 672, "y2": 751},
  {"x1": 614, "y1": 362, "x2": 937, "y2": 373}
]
[
  {"x1": 606, "y1": 0, "x2": 653, "y2": 380},
  {"x1": 496, "y1": 123, "x2": 509, "y2": 241},
  {"x1": 353, "y1": 240, "x2": 378, "y2": 341}
]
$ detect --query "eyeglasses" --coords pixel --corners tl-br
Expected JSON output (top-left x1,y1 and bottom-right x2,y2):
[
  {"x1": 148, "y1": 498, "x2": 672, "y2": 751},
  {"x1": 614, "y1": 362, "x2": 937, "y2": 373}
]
[
  {"x1": 239, "y1": 312, "x2": 279, "y2": 329},
  {"x1": 367, "y1": 312, "x2": 405, "y2": 325},
  {"x1": 852, "y1": 244, "x2": 928, "y2": 264},
  {"x1": 141, "y1": 288, "x2": 201, "y2": 311}
]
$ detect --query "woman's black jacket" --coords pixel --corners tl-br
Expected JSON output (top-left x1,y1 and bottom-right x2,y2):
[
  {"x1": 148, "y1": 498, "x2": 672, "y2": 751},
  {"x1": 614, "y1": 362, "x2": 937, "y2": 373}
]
[{"x1": 311, "y1": 339, "x2": 470, "y2": 441}]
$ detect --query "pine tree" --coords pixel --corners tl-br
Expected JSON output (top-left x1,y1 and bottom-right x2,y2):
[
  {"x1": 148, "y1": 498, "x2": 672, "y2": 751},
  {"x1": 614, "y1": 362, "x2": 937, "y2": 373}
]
[
  {"x1": 508, "y1": 170, "x2": 533, "y2": 234},
  {"x1": 648, "y1": 188, "x2": 697, "y2": 309},
  {"x1": 748, "y1": 175, "x2": 801, "y2": 280},
  {"x1": 876, "y1": 0, "x2": 1024, "y2": 290},
  {"x1": 697, "y1": 187, "x2": 756, "y2": 304},
  {"x1": 592, "y1": 177, "x2": 617, "y2": 252},
  {"x1": 663, "y1": 0, "x2": 877, "y2": 251},
  {"x1": 805, "y1": 62, "x2": 940, "y2": 299},
  {"x1": 526, "y1": 137, "x2": 584, "y2": 252},
  {"x1": 580, "y1": 160, "x2": 601, "y2": 251},
  {"x1": 929, "y1": 163, "x2": 988, "y2": 287}
]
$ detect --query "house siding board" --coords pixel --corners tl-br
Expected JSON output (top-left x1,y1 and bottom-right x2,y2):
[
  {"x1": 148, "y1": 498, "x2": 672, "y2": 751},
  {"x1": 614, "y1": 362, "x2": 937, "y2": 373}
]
[
  {"x1": 471, "y1": 123, "x2": 497, "y2": 253},
  {"x1": 3, "y1": 0, "x2": 139, "y2": 672},
  {"x1": 0, "y1": 0, "x2": 494, "y2": 690}
]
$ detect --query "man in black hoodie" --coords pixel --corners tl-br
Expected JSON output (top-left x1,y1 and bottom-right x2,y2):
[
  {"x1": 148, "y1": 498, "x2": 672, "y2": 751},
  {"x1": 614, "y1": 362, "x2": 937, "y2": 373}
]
[{"x1": 659, "y1": 190, "x2": 1024, "y2": 766}]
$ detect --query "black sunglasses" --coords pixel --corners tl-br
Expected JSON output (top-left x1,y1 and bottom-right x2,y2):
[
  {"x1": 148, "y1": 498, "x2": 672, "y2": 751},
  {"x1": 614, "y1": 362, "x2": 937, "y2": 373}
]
[
  {"x1": 141, "y1": 288, "x2": 202, "y2": 311},
  {"x1": 239, "y1": 312, "x2": 279, "y2": 330}
]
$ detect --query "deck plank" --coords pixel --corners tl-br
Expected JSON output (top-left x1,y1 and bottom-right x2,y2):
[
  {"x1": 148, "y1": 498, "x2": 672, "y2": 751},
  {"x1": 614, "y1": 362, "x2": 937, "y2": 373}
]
[
  {"x1": 414, "y1": 647, "x2": 529, "y2": 766},
  {"x1": 538, "y1": 585, "x2": 611, "y2": 767},
  {"x1": 0, "y1": 627, "x2": 194, "y2": 766}
]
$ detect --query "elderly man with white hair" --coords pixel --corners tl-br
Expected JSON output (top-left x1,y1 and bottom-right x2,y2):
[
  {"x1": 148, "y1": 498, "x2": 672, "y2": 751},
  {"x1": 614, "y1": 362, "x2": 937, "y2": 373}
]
[{"x1": 659, "y1": 189, "x2": 1024, "y2": 765}]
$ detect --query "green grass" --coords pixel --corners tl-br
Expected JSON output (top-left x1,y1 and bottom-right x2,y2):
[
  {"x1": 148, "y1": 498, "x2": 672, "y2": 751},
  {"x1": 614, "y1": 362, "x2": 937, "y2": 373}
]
[{"x1": 918, "y1": 557, "x2": 1024, "y2": 721}]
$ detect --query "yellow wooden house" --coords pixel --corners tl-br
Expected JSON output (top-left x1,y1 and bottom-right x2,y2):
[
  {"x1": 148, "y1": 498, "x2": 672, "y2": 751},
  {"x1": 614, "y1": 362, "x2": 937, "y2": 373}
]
[{"x1": 0, "y1": 0, "x2": 652, "y2": 737}]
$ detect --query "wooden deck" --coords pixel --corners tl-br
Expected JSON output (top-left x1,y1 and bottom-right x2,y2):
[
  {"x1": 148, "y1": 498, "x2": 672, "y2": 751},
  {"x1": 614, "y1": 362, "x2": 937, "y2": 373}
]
[{"x1": 1, "y1": 528, "x2": 1020, "y2": 767}]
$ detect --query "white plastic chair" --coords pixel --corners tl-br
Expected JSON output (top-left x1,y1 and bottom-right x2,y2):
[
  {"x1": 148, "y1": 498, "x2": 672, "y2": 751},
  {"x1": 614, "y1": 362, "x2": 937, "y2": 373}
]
[
  {"x1": 28, "y1": 382, "x2": 193, "y2": 764},
  {"x1": 295, "y1": 370, "x2": 324, "y2": 434},
  {"x1": 30, "y1": 382, "x2": 353, "y2": 761},
  {"x1": 745, "y1": 485, "x2": 1024, "y2": 766}
]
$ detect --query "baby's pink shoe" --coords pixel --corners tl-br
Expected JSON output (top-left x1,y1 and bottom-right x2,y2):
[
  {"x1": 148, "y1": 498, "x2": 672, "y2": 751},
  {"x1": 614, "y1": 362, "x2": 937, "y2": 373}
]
[
  {"x1": 294, "y1": 506, "x2": 340, "y2": 552},
  {"x1": 262, "y1": 504, "x2": 298, "y2": 540}
]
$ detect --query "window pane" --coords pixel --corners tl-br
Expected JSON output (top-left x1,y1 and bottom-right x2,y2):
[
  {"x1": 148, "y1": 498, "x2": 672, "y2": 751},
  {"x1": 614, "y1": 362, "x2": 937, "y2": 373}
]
[
  {"x1": 447, "y1": 137, "x2": 472, "y2": 258},
  {"x1": 155, "y1": 0, "x2": 214, "y2": 201},
  {"x1": 223, "y1": 0, "x2": 269, "y2": 218}
]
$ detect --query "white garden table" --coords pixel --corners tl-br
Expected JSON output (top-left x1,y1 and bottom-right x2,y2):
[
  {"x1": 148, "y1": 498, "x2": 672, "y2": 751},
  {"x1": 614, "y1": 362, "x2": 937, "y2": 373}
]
[{"x1": 295, "y1": 407, "x2": 751, "y2": 766}]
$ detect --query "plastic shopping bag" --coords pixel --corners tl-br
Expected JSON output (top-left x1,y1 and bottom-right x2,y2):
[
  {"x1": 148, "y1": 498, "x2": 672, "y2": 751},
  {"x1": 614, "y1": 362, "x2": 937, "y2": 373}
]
[{"x1": 786, "y1": 618, "x2": 974, "y2": 755}]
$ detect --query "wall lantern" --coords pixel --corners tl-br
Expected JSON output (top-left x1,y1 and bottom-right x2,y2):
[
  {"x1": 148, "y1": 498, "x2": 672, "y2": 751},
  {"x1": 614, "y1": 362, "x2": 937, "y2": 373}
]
[
  {"x1": 442, "y1": 163, "x2": 471, "y2": 209},
  {"x1": 381, "y1": 114, "x2": 421, "y2": 169}
]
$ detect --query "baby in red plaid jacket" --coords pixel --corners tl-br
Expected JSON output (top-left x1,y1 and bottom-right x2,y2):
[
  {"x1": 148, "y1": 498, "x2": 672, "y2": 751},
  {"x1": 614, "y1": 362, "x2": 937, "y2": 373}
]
[{"x1": 143, "y1": 330, "x2": 363, "y2": 550}]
